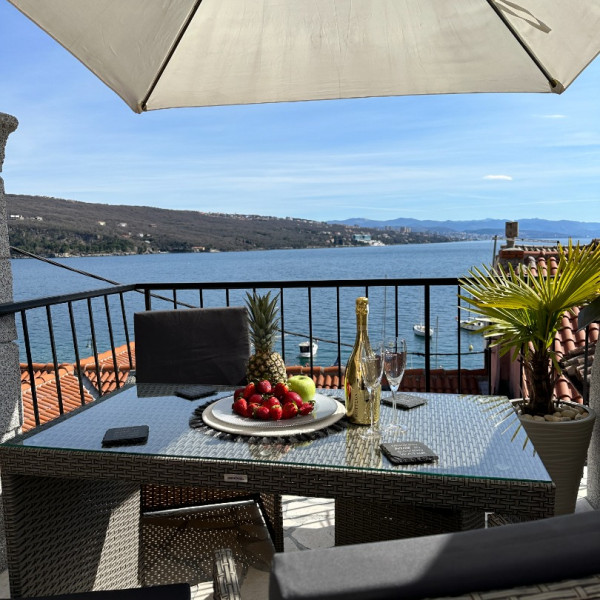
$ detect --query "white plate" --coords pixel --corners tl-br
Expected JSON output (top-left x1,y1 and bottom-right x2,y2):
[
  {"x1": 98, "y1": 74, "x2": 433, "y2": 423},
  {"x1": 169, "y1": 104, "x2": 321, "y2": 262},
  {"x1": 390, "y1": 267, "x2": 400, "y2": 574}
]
[{"x1": 202, "y1": 393, "x2": 346, "y2": 436}]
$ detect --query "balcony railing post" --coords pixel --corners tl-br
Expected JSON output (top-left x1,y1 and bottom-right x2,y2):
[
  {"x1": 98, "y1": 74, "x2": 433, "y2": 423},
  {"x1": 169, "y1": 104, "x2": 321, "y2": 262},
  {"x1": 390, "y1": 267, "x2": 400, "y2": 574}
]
[
  {"x1": 279, "y1": 287, "x2": 286, "y2": 363},
  {"x1": 424, "y1": 284, "x2": 431, "y2": 392},
  {"x1": 583, "y1": 325, "x2": 590, "y2": 405},
  {"x1": 104, "y1": 296, "x2": 121, "y2": 391},
  {"x1": 457, "y1": 285, "x2": 462, "y2": 393},
  {"x1": 68, "y1": 301, "x2": 86, "y2": 407},
  {"x1": 20, "y1": 310, "x2": 40, "y2": 428},
  {"x1": 46, "y1": 305, "x2": 65, "y2": 415},
  {"x1": 336, "y1": 287, "x2": 342, "y2": 384},
  {"x1": 308, "y1": 287, "x2": 314, "y2": 376}
]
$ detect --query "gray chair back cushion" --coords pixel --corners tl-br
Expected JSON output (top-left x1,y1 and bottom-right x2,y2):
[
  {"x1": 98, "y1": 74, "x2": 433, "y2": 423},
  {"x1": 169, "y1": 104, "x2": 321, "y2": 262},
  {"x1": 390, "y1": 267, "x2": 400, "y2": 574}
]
[
  {"x1": 134, "y1": 307, "x2": 250, "y2": 386},
  {"x1": 269, "y1": 509, "x2": 600, "y2": 600}
]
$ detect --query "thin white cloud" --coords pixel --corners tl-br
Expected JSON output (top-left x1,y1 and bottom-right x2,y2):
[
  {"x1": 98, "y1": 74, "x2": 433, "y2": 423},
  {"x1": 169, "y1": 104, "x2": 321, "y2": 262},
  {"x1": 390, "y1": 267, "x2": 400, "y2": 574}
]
[
  {"x1": 539, "y1": 114, "x2": 567, "y2": 119},
  {"x1": 483, "y1": 175, "x2": 513, "y2": 181}
]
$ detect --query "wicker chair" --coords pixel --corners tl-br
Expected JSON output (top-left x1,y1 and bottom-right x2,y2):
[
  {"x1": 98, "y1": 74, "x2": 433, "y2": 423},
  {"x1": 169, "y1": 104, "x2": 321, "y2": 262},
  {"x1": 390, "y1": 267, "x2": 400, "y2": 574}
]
[
  {"x1": 134, "y1": 307, "x2": 281, "y2": 590},
  {"x1": 21, "y1": 583, "x2": 191, "y2": 599},
  {"x1": 269, "y1": 509, "x2": 600, "y2": 600}
]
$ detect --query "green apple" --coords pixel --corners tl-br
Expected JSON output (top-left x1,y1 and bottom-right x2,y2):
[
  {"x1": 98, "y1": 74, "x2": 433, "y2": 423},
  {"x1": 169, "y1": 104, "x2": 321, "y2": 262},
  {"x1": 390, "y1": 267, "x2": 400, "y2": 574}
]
[{"x1": 287, "y1": 375, "x2": 316, "y2": 403}]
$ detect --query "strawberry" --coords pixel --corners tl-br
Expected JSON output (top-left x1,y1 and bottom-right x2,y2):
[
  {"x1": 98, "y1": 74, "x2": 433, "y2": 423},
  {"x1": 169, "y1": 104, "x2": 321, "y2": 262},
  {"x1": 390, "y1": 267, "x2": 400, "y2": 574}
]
[
  {"x1": 232, "y1": 398, "x2": 248, "y2": 417},
  {"x1": 233, "y1": 387, "x2": 246, "y2": 401},
  {"x1": 248, "y1": 393, "x2": 264, "y2": 405},
  {"x1": 284, "y1": 391, "x2": 303, "y2": 409},
  {"x1": 269, "y1": 405, "x2": 283, "y2": 420},
  {"x1": 262, "y1": 395, "x2": 281, "y2": 408},
  {"x1": 273, "y1": 382, "x2": 289, "y2": 400},
  {"x1": 248, "y1": 402, "x2": 261, "y2": 418},
  {"x1": 299, "y1": 402, "x2": 314, "y2": 416},
  {"x1": 282, "y1": 402, "x2": 298, "y2": 419},
  {"x1": 243, "y1": 382, "x2": 256, "y2": 399},
  {"x1": 256, "y1": 405, "x2": 271, "y2": 420},
  {"x1": 256, "y1": 380, "x2": 272, "y2": 395}
]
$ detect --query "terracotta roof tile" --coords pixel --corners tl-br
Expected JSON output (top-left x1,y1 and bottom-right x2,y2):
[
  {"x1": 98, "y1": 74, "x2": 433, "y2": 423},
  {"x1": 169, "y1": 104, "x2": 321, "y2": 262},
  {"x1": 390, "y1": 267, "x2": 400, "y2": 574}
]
[
  {"x1": 21, "y1": 342, "x2": 486, "y2": 431},
  {"x1": 20, "y1": 343, "x2": 135, "y2": 431},
  {"x1": 21, "y1": 372, "x2": 96, "y2": 432}
]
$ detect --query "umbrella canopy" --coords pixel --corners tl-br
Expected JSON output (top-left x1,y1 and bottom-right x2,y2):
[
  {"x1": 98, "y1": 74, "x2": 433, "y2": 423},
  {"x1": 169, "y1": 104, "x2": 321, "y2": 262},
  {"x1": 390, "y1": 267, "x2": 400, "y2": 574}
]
[{"x1": 8, "y1": 0, "x2": 600, "y2": 113}]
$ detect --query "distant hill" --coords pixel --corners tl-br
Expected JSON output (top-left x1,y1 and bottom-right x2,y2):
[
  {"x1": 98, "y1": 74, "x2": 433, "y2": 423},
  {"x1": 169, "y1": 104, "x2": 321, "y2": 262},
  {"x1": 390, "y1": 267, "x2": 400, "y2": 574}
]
[
  {"x1": 6, "y1": 195, "x2": 457, "y2": 257},
  {"x1": 329, "y1": 217, "x2": 600, "y2": 240}
]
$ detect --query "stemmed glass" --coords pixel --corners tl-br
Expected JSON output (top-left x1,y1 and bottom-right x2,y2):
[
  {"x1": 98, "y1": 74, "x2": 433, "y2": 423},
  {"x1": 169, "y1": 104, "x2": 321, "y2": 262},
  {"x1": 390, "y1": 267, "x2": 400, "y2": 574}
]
[
  {"x1": 383, "y1": 338, "x2": 408, "y2": 433},
  {"x1": 359, "y1": 342, "x2": 384, "y2": 440}
]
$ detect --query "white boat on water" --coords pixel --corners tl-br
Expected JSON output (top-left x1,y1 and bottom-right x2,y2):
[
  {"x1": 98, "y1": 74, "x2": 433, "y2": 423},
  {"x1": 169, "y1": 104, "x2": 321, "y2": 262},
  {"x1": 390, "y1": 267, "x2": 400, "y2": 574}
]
[
  {"x1": 298, "y1": 340, "x2": 318, "y2": 358},
  {"x1": 413, "y1": 324, "x2": 434, "y2": 337},
  {"x1": 459, "y1": 318, "x2": 489, "y2": 332}
]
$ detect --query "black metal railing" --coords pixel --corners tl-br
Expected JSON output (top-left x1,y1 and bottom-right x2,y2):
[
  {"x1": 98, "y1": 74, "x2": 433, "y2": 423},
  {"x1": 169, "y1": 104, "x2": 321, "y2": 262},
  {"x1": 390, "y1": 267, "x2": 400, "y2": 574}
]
[{"x1": 0, "y1": 277, "x2": 494, "y2": 429}]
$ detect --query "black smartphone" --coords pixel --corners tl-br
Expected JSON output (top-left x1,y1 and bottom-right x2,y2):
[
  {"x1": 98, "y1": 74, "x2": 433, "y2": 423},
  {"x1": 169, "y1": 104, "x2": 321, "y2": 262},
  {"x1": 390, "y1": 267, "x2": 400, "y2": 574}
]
[
  {"x1": 174, "y1": 385, "x2": 218, "y2": 400},
  {"x1": 102, "y1": 425, "x2": 149, "y2": 447}
]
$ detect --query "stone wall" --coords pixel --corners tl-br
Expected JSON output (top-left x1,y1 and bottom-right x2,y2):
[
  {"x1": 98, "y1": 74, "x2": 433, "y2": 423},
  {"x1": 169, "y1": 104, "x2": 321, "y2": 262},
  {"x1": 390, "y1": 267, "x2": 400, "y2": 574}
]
[{"x1": 0, "y1": 112, "x2": 21, "y2": 573}]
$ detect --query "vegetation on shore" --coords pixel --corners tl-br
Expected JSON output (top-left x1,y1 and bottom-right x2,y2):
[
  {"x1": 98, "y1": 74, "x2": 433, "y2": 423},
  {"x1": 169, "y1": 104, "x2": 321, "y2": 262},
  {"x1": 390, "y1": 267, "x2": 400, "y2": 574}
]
[{"x1": 7, "y1": 194, "x2": 460, "y2": 257}]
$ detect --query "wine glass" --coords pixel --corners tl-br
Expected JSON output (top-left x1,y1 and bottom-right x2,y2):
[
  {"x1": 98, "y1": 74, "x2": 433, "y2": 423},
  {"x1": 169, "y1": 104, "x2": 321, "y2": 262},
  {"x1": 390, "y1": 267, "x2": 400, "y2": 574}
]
[
  {"x1": 359, "y1": 342, "x2": 384, "y2": 440},
  {"x1": 383, "y1": 338, "x2": 408, "y2": 433}
]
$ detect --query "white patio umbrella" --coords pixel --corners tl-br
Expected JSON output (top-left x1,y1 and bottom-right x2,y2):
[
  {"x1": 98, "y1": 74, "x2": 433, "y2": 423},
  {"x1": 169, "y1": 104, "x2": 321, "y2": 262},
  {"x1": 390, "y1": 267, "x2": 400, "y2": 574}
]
[{"x1": 7, "y1": 0, "x2": 600, "y2": 113}]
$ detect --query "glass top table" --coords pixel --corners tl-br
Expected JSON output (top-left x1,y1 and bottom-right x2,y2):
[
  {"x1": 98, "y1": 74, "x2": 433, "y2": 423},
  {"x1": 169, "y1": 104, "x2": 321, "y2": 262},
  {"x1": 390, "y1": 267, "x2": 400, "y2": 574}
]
[
  {"x1": 5, "y1": 384, "x2": 551, "y2": 484},
  {"x1": 0, "y1": 385, "x2": 554, "y2": 598}
]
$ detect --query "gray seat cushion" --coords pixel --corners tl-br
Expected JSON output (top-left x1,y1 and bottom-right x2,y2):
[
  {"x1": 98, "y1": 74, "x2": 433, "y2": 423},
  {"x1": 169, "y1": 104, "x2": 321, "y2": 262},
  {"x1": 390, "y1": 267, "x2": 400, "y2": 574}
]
[
  {"x1": 134, "y1": 307, "x2": 250, "y2": 386},
  {"x1": 269, "y1": 509, "x2": 600, "y2": 600}
]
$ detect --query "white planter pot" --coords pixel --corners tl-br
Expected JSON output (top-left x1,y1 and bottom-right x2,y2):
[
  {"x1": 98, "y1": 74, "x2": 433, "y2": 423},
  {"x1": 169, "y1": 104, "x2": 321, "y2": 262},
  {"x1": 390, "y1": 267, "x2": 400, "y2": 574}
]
[{"x1": 519, "y1": 401, "x2": 596, "y2": 516}]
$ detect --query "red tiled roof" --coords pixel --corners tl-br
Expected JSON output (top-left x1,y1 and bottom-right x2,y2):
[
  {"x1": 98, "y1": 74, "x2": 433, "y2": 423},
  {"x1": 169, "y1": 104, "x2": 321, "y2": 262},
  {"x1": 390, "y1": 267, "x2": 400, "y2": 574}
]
[
  {"x1": 21, "y1": 364, "x2": 96, "y2": 432},
  {"x1": 20, "y1": 343, "x2": 135, "y2": 431},
  {"x1": 291, "y1": 364, "x2": 488, "y2": 395},
  {"x1": 20, "y1": 342, "x2": 488, "y2": 431},
  {"x1": 401, "y1": 368, "x2": 488, "y2": 395}
]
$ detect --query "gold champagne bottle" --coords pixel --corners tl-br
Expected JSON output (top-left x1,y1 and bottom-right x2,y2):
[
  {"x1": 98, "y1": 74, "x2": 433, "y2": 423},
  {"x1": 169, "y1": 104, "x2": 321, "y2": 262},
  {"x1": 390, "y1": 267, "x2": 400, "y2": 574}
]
[{"x1": 345, "y1": 297, "x2": 380, "y2": 425}]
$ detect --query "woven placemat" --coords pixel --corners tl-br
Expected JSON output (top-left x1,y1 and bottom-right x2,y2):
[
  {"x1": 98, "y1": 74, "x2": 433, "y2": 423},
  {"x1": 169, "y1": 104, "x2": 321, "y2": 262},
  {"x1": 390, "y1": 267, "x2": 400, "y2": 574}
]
[{"x1": 190, "y1": 399, "x2": 349, "y2": 444}]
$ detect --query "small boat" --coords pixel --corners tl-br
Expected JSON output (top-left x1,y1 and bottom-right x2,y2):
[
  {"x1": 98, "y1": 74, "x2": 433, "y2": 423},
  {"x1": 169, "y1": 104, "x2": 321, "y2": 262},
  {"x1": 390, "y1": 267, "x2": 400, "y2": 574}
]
[
  {"x1": 413, "y1": 324, "x2": 434, "y2": 337},
  {"x1": 459, "y1": 318, "x2": 489, "y2": 332},
  {"x1": 298, "y1": 340, "x2": 318, "y2": 358}
]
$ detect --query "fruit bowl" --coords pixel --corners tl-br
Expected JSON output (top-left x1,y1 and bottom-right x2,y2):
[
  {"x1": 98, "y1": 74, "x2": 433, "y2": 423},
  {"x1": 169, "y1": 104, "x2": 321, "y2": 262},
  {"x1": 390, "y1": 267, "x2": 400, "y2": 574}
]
[
  {"x1": 202, "y1": 393, "x2": 344, "y2": 435},
  {"x1": 231, "y1": 380, "x2": 316, "y2": 422}
]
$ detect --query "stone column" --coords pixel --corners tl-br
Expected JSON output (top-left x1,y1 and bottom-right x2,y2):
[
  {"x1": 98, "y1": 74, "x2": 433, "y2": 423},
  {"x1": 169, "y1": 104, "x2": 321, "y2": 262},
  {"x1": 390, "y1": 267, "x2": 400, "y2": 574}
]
[
  {"x1": 0, "y1": 112, "x2": 21, "y2": 574},
  {"x1": 0, "y1": 113, "x2": 21, "y2": 440},
  {"x1": 587, "y1": 358, "x2": 600, "y2": 508}
]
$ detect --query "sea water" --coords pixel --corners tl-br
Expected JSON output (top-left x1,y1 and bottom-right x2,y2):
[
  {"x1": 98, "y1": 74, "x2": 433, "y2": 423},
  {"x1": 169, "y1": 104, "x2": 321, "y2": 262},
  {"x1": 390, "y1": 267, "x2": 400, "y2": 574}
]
[{"x1": 10, "y1": 240, "x2": 502, "y2": 370}]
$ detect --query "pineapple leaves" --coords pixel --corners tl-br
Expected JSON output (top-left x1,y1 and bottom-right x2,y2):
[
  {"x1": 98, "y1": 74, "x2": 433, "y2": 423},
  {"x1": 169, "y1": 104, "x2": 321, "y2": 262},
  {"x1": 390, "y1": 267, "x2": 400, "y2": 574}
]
[{"x1": 245, "y1": 291, "x2": 280, "y2": 354}]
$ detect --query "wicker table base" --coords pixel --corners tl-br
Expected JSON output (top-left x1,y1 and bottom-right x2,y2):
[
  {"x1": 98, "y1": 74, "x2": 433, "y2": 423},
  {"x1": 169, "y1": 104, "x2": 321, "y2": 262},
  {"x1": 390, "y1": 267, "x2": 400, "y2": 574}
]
[
  {"x1": 2, "y1": 474, "x2": 140, "y2": 598},
  {"x1": 335, "y1": 498, "x2": 484, "y2": 545},
  {"x1": 0, "y1": 388, "x2": 554, "y2": 597}
]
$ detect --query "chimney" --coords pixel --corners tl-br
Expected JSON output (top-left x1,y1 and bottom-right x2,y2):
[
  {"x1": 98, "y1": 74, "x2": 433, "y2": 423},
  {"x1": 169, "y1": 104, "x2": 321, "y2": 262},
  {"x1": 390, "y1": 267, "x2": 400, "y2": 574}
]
[{"x1": 505, "y1": 221, "x2": 518, "y2": 248}]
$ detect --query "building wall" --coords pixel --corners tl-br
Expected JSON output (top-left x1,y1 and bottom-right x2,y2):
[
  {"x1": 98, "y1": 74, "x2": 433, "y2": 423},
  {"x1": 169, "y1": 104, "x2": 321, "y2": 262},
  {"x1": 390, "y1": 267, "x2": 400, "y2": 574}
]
[{"x1": 0, "y1": 113, "x2": 22, "y2": 573}]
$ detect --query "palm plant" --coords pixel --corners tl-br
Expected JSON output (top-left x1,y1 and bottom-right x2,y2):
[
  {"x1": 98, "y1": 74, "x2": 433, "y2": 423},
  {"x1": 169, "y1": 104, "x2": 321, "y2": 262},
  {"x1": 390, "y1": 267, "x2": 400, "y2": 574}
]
[{"x1": 459, "y1": 241, "x2": 600, "y2": 417}]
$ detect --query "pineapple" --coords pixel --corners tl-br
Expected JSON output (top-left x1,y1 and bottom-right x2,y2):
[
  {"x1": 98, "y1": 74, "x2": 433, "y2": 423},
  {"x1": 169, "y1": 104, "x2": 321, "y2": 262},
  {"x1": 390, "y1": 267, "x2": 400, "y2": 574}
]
[{"x1": 245, "y1": 291, "x2": 287, "y2": 384}]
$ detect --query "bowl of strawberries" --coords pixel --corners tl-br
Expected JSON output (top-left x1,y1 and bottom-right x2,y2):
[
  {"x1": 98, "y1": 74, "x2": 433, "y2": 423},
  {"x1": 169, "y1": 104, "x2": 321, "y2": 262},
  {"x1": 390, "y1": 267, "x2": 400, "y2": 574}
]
[
  {"x1": 200, "y1": 379, "x2": 344, "y2": 436},
  {"x1": 232, "y1": 380, "x2": 315, "y2": 421}
]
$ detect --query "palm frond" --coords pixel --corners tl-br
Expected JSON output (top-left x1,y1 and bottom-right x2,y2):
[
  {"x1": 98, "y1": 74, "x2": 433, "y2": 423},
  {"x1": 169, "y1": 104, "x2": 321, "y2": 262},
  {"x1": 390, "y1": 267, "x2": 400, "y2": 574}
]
[{"x1": 458, "y1": 240, "x2": 600, "y2": 415}]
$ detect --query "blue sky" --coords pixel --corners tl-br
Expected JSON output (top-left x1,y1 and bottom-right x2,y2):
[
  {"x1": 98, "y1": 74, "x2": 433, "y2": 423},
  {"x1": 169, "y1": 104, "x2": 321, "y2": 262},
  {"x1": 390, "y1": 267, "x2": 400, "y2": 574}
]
[{"x1": 1, "y1": 2, "x2": 600, "y2": 223}]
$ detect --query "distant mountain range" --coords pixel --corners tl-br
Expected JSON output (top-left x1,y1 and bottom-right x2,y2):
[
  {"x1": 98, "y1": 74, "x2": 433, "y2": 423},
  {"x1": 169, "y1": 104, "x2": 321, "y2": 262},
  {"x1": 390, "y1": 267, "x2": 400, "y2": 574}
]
[{"x1": 328, "y1": 217, "x2": 600, "y2": 240}]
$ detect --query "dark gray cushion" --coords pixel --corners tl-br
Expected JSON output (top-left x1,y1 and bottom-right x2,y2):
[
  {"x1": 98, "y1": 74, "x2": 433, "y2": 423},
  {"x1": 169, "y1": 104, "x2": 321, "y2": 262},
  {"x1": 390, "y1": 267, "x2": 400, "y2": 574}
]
[
  {"x1": 269, "y1": 510, "x2": 600, "y2": 600},
  {"x1": 134, "y1": 307, "x2": 250, "y2": 386},
  {"x1": 26, "y1": 583, "x2": 191, "y2": 600}
]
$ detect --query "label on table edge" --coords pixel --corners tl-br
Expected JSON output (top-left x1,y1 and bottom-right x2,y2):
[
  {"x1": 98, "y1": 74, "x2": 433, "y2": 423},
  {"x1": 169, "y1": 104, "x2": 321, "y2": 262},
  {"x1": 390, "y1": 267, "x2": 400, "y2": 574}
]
[{"x1": 224, "y1": 473, "x2": 248, "y2": 483}]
